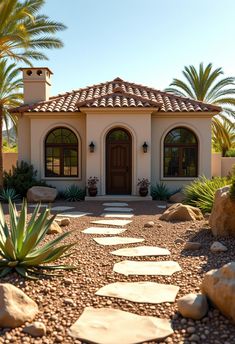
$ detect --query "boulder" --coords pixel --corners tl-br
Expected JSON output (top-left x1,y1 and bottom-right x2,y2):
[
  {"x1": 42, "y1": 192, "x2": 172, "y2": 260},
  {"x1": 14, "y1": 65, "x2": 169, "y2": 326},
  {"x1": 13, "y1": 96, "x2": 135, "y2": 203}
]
[
  {"x1": 201, "y1": 262, "x2": 235, "y2": 323},
  {"x1": 159, "y1": 203, "x2": 204, "y2": 222},
  {"x1": 210, "y1": 241, "x2": 228, "y2": 253},
  {"x1": 0, "y1": 284, "x2": 38, "y2": 328},
  {"x1": 144, "y1": 221, "x2": 154, "y2": 228},
  {"x1": 209, "y1": 185, "x2": 235, "y2": 236},
  {"x1": 23, "y1": 322, "x2": 46, "y2": 337},
  {"x1": 55, "y1": 218, "x2": 71, "y2": 227},
  {"x1": 169, "y1": 192, "x2": 186, "y2": 203},
  {"x1": 177, "y1": 293, "x2": 208, "y2": 320},
  {"x1": 27, "y1": 186, "x2": 57, "y2": 203},
  {"x1": 184, "y1": 241, "x2": 202, "y2": 251},
  {"x1": 47, "y1": 221, "x2": 62, "y2": 234}
]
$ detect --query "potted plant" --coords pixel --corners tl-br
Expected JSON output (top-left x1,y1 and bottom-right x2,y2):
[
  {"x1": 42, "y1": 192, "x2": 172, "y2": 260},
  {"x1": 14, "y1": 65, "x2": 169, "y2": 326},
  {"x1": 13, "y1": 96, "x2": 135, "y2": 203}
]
[
  {"x1": 87, "y1": 176, "x2": 99, "y2": 196},
  {"x1": 137, "y1": 178, "x2": 150, "y2": 197}
]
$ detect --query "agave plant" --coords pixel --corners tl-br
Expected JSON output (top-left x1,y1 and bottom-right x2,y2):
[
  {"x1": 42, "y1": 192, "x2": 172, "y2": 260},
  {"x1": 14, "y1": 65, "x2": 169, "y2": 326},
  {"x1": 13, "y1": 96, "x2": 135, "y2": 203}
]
[
  {"x1": 63, "y1": 185, "x2": 85, "y2": 202},
  {"x1": 151, "y1": 182, "x2": 171, "y2": 200},
  {"x1": 0, "y1": 200, "x2": 76, "y2": 279},
  {"x1": 0, "y1": 188, "x2": 20, "y2": 203}
]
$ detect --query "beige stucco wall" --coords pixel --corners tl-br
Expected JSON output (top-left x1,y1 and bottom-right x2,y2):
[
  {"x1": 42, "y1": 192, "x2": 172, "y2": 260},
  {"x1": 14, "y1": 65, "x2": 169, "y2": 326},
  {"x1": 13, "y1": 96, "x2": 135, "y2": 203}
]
[
  {"x1": 3, "y1": 153, "x2": 18, "y2": 172},
  {"x1": 211, "y1": 153, "x2": 235, "y2": 177},
  {"x1": 84, "y1": 109, "x2": 152, "y2": 195},
  {"x1": 221, "y1": 157, "x2": 235, "y2": 177},
  {"x1": 211, "y1": 152, "x2": 222, "y2": 177},
  {"x1": 18, "y1": 113, "x2": 86, "y2": 191},
  {"x1": 151, "y1": 113, "x2": 212, "y2": 191}
]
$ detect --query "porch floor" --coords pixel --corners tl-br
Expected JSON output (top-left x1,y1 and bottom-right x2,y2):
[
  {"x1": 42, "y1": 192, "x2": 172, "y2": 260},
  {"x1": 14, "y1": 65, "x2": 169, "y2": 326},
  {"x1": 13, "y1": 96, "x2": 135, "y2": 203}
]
[{"x1": 85, "y1": 195, "x2": 152, "y2": 201}]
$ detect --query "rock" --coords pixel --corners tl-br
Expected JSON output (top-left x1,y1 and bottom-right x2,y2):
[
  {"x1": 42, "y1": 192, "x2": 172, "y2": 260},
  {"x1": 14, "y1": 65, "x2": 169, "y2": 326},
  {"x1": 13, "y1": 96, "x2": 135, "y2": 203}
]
[
  {"x1": 0, "y1": 283, "x2": 38, "y2": 328},
  {"x1": 186, "y1": 326, "x2": 196, "y2": 334},
  {"x1": 159, "y1": 203, "x2": 204, "y2": 222},
  {"x1": 169, "y1": 192, "x2": 186, "y2": 203},
  {"x1": 27, "y1": 186, "x2": 57, "y2": 203},
  {"x1": 144, "y1": 221, "x2": 154, "y2": 228},
  {"x1": 184, "y1": 242, "x2": 202, "y2": 251},
  {"x1": 209, "y1": 185, "x2": 235, "y2": 236},
  {"x1": 55, "y1": 218, "x2": 71, "y2": 226},
  {"x1": 189, "y1": 334, "x2": 200, "y2": 342},
  {"x1": 210, "y1": 241, "x2": 228, "y2": 253},
  {"x1": 201, "y1": 262, "x2": 235, "y2": 323},
  {"x1": 177, "y1": 293, "x2": 208, "y2": 320},
  {"x1": 174, "y1": 238, "x2": 185, "y2": 244},
  {"x1": 23, "y1": 322, "x2": 46, "y2": 337},
  {"x1": 47, "y1": 221, "x2": 62, "y2": 234}
]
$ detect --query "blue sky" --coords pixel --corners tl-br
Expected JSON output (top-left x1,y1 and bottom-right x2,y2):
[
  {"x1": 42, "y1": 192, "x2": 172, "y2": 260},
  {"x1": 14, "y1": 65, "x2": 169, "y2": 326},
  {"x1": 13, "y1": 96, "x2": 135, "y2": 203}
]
[{"x1": 41, "y1": 0, "x2": 235, "y2": 96}]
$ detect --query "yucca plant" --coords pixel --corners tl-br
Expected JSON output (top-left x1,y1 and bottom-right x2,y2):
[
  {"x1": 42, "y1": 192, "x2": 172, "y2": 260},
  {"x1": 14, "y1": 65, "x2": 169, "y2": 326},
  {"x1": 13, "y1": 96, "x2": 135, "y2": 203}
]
[
  {"x1": 63, "y1": 185, "x2": 85, "y2": 202},
  {"x1": 0, "y1": 200, "x2": 76, "y2": 279},
  {"x1": 184, "y1": 176, "x2": 230, "y2": 212},
  {"x1": 151, "y1": 182, "x2": 171, "y2": 200},
  {"x1": 0, "y1": 188, "x2": 20, "y2": 203}
]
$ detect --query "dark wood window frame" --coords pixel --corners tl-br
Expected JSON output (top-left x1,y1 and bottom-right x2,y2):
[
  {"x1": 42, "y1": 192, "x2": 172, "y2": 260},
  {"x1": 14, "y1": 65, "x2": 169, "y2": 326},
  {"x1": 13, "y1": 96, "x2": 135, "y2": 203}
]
[
  {"x1": 164, "y1": 127, "x2": 198, "y2": 178},
  {"x1": 45, "y1": 127, "x2": 78, "y2": 178}
]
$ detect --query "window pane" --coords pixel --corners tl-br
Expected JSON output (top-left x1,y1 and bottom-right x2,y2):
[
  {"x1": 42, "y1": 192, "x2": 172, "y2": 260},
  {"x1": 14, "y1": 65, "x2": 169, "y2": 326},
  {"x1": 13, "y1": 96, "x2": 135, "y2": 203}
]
[
  {"x1": 46, "y1": 128, "x2": 77, "y2": 144},
  {"x1": 46, "y1": 147, "x2": 61, "y2": 176},
  {"x1": 63, "y1": 149, "x2": 78, "y2": 176},
  {"x1": 108, "y1": 130, "x2": 129, "y2": 141},
  {"x1": 182, "y1": 147, "x2": 197, "y2": 177},
  {"x1": 164, "y1": 147, "x2": 179, "y2": 177},
  {"x1": 165, "y1": 128, "x2": 197, "y2": 144}
]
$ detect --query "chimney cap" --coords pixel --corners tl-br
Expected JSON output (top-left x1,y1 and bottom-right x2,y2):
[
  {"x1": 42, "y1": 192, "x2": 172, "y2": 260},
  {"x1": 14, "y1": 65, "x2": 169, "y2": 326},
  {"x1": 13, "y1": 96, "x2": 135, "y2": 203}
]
[{"x1": 20, "y1": 67, "x2": 53, "y2": 75}]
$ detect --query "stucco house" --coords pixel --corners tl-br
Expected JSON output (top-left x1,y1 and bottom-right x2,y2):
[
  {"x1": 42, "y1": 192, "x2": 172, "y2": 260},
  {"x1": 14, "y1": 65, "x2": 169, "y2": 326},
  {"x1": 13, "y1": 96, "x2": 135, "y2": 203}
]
[{"x1": 11, "y1": 67, "x2": 221, "y2": 199}]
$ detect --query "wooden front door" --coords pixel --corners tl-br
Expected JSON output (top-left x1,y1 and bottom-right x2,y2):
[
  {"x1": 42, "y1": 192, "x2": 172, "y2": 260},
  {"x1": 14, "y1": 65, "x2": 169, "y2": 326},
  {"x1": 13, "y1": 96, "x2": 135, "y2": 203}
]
[{"x1": 106, "y1": 128, "x2": 132, "y2": 195}]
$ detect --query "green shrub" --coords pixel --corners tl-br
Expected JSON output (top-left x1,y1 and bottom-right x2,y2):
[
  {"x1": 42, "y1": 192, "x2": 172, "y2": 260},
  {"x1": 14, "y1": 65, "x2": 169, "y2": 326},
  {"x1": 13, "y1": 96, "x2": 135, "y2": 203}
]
[
  {"x1": 63, "y1": 185, "x2": 85, "y2": 202},
  {"x1": 184, "y1": 176, "x2": 230, "y2": 212},
  {"x1": 225, "y1": 149, "x2": 235, "y2": 157},
  {"x1": 0, "y1": 188, "x2": 20, "y2": 203},
  {"x1": 230, "y1": 177, "x2": 235, "y2": 200},
  {"x1": 3, "y1": 161, "x2": 48, "y2": 197},
  {"x1": 0, "y1": 200, "x2": 76, "y2": 279},
  {"x1": 151, "y1": 182, "x2": 171, "y2": 200}
]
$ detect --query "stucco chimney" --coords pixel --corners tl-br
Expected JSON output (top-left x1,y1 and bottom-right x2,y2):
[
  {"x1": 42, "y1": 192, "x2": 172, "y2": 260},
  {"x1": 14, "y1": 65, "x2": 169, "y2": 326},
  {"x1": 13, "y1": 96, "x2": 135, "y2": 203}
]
[{"x1": 21, "y1": 67, "x2": 53, "y2": 104}]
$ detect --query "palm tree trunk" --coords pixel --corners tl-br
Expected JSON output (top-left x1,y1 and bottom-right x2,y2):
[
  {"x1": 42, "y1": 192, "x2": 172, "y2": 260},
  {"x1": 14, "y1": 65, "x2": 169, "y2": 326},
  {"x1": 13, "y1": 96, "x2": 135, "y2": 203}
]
[{"x1": 0, "y1": 105, "x2": 3, "y2": 189}]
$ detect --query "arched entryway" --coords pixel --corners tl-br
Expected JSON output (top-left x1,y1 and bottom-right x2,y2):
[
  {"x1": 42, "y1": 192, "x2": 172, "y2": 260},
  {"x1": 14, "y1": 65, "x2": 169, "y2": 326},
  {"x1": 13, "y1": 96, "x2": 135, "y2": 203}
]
[{"x1": 106, "y1": 128, "x2": 132, "y2": 195}]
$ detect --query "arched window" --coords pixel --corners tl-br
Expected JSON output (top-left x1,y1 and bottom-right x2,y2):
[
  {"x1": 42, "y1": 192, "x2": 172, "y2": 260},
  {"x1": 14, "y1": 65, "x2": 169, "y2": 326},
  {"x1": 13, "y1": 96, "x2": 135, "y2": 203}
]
[
  {"x1": 164, "y1": 127, "x2": 198, "y2": 178},
  {"x1": 45, "y1": 127, "x2": 78, "y2": 177}
]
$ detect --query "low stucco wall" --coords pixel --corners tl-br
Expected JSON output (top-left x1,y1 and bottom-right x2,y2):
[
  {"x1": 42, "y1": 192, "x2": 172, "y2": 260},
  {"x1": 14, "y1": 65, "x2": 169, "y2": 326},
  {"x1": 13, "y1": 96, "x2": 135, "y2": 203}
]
[
  {"x1": 3, "y1": 153, "x2": 18, "y2": 173},
  {"x1": 212, "y1": 153, "x2": 235, "y2": 177}
]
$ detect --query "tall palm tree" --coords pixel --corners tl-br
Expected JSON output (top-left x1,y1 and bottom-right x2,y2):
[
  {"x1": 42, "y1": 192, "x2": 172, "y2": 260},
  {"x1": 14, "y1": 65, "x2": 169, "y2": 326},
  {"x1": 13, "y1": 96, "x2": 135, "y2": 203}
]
[
  {"x1": 0, "y1": 0, "x2": 66, "y2": 65},
  {"x1": 0, "y1": 60, "x2": 23, "y2": 188},
  {"x1": 165, "y1": 63, "x2": 235, "y2": 121},
  {"x1": 212, "y1": 118, "x2": 235, "y2": 157}
]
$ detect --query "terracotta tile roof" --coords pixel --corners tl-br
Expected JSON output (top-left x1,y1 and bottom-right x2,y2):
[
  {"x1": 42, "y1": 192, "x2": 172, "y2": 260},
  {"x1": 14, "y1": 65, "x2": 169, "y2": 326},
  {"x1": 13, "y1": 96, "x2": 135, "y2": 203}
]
[{"x1": 11, "y1": 77, "x2": 221, "y2": 113}]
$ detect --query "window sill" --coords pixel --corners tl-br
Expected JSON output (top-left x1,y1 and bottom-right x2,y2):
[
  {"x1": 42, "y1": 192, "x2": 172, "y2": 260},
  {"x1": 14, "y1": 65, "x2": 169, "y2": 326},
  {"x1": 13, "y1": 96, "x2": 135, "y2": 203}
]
[
  {"x1": 161, "y1": 177, "x2": 197, "y2": 181},
  {"x1": 43, "y1": 177, "x2": 82, "y2": 181}
]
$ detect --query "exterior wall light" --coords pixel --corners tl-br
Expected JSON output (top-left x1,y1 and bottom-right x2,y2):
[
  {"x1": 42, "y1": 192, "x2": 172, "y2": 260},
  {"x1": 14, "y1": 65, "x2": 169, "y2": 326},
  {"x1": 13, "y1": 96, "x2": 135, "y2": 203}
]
[
  {"x1": 142, "y1": 142, "x2": 148, "y2": 153},
  {"x1": 89, "y1": 141, "x2": 95, "y2": 153}
]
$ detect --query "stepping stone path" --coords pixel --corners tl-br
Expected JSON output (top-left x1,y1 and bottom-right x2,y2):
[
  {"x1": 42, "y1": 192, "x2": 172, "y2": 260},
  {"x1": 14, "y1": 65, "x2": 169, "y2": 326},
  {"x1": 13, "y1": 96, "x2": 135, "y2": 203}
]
[
  {"x1": 113, "y1": 260, "x2": 182, "y2": 276},
  {"x1": 91, "y1": 219, "x2": 132, "y2": 227},
  {"x1": 93, "y1": 237, "x2": 144, "y2": 246},
  {"x1": 57, "y1": 211, "x2": 92, "y2": 218},
  {"x1": 102, "y1": 202, "x2": 128, "y2": 207},
  {"x1": 95, "y1": 282, "x2": 179, "y2": 303},
  {"x1": 68, "y1": 307, "x2": 173, "y2": 343},
  {"x1": 69, "y1": 201, "x2": 181, "y2": 342},
  {"x1": 101, "y1": 213, "x2": 134, "y2": 218},
  {"x1": 111, "y1": 245, "x2": 170, "y2": 257},
  {"x1": 82, "y1": 227, "x2": 127, "y2": 235},
  {"x1": 51, "y1": 206, "x2": 75, "y2": 211}
]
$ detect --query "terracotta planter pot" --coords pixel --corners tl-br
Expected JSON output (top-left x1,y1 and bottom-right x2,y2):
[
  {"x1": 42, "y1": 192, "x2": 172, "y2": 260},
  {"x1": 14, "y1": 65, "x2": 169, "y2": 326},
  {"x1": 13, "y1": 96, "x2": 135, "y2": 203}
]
[
  {"x1": 139, "y1": 187, "x2": 148, "y2": 197},
  {"x1": 88, "y1": 187, "x2": 97, "y2": 197}
]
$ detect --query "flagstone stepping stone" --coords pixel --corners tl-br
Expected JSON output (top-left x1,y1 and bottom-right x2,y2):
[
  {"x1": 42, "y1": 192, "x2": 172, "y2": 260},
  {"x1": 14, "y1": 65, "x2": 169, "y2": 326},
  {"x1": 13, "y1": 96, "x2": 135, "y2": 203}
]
[
  {"x1": 93, "y1": 237, "x2": 144, "y2": 246},
  {"x1": 91, "y1": 219, "x2": 132, "y2": 227},
  {"x1": 57, "y1": 212, "x2": 92, "y2": 218},
  {"x1": 51, "y1": 206, "x2": 75, "y2": 211},
  {"x1": 104, "y1": 207, "x2": 133, "y2": 212},
  {"x1": 101, "y1": 213, "x2": 134, "y2": 219},
  {"x1": 82, "y1": 227, "x2": 127, "y2": 235},
  {"x1": 68, "y1": 307, "x2": 173, "y2": 344},
  {"x1": 111, "y1": 246, "x2": 170, "y2": 257},
  {"x1": 28, "y1": 204, "x2": 49, "y2": 208},
  {"x1": 95, "y1": 282, "x2": 179, "y2": 303},
  {"x1": 113, "y1": 260, "x2": 181, "y2": 276},
  {"x1": 103, "y1": 202, "x2": 128, "y2": 207},
  {"x1": 157, "y1": 205, "x2": 167, "y2": 209}
]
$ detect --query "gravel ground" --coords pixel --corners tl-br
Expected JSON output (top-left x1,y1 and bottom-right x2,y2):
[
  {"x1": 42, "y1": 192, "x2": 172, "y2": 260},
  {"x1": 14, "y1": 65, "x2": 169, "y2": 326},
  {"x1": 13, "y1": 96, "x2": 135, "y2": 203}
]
[{"x1": 0, "y1": 201, "x2": 235, "y2": 344}]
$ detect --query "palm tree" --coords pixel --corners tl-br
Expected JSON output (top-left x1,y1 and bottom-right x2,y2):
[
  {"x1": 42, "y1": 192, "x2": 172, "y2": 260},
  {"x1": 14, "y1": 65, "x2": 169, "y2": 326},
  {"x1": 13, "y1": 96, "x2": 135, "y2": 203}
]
[
  {"x1": 212, "y1": 118, "x2": 235, "y2": 157},
  {"x1": 0, "y1": 60, "x2": 23, "y2": 188},
  {"x1": 0, "y1": 0, "x2": 66, "y2": 65},
  {"x1": 165, "y1": 63, "x2": 235, "y2": 121}
]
